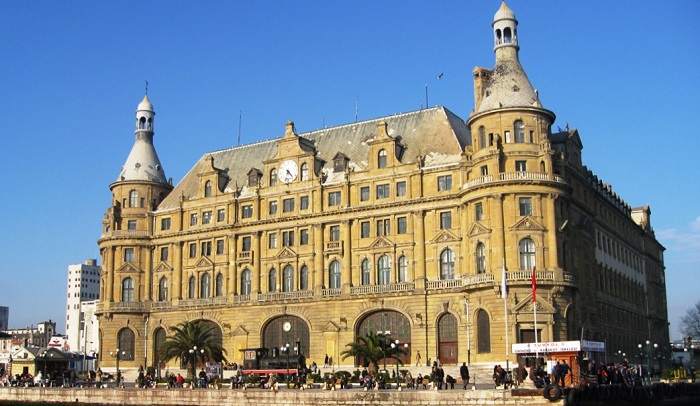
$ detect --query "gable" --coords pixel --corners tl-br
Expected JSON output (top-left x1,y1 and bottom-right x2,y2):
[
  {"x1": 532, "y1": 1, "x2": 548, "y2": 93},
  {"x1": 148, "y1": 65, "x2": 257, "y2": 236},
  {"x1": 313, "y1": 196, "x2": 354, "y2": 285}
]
[
  {"x1": 154, "y1": 262, "x2": 173, "y2": 273},
  {"x1": 116, "y1": 262, "x2": 141, "y2": 274},
  {"x1": 275, "y1": 247, "x2": 298, "y2": 260},
  {"x1": 368, "y1": 236, "x2": 395, "y2": 250},
  {"x1": 430, "y1": 230, "x2": 461, "y2": 243},
  {"x1": 510, "y1": 215, "x2": 545, "y2": 231},
  {"x1": 468, "y1": 222, "x2": 491, "y2": 237},
  {"x1": 195, "y1": 256, "x2": 214, "y2": 268}
]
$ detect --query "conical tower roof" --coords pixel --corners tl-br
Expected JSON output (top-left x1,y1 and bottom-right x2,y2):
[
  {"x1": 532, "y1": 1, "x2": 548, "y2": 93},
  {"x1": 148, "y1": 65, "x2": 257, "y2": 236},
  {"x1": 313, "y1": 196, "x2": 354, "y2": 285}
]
[{"x1": 117, "y1": 95, "x2": 168, "y2": 183}]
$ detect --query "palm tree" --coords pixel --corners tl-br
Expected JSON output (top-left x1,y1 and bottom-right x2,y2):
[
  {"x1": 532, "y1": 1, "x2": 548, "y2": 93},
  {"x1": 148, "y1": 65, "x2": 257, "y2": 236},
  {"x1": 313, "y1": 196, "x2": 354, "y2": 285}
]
[
  {"x1": 159, "y1": 320, "x2": 228, "y2": 379},
  {"x1": 340, "y1": 331, "x2": 405, "y2": 378}
]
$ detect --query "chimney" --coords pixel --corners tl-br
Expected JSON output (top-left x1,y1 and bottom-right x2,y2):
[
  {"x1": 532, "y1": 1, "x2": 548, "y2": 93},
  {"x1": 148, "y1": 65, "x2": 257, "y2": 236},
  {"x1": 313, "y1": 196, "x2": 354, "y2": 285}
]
[{"x1": 472, "y1": 67, "x2": 491, "y2": 113}]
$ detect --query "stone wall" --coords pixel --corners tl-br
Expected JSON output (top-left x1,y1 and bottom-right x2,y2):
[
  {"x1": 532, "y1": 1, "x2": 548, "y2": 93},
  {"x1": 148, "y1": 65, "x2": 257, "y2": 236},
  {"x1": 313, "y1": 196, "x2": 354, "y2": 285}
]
[{"x1": 0, "y1": 388, "x2": 551, "y2": 406}]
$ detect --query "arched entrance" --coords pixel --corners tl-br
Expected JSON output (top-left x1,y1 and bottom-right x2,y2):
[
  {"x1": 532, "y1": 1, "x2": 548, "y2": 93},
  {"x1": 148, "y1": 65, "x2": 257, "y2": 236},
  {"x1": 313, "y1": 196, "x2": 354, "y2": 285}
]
[
  {"x1": 356, "y1": 311, "x2": 411, "y2": 367},
  {"x1": 438, "y1": 313, "x2": 458, "y2": 365},
  {"x1": 262, "y1": 316, "x2": 310, "y2": 358},
  {"x1": 153, "y1": 328, "x2": 166, "y2": 377}
]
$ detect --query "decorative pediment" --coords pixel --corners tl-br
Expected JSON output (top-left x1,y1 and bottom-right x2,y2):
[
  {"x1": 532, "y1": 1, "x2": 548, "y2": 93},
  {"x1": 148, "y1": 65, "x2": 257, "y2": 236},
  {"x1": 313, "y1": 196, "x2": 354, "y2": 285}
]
[
  {"x1": 275, "y1": 247, "x2": 298, "y2": 259},
  {"x1": 430, "y1": 230, "x2": 460, "y2": 243},
  {"x1": 154, "y1": 262, "x2": 173, "y2": 274},
  {"x1": 195, "y1": 256, "x2": 214, "y2": 268},
  {"x1": 232, "y1": 325, "x2": 249, "y2": 336},
  {"x1": 510, "y1": 216, "x2": 545, "y2": 231},
  {"x1": 513, "y1": 295, "x2": 556, "y2": 314},
  {"x1": 468, "y1": 222, "x2": 491, "y2": 237},
  {"x1": 323, "y1": 320, "x2": 341, "y2": 332},
  {"x1": 116, "y1": 262, "x2": 141, "y2": 274},
  {"x1": 368, "y1": 236, "x2": 394, "y2": 250}
]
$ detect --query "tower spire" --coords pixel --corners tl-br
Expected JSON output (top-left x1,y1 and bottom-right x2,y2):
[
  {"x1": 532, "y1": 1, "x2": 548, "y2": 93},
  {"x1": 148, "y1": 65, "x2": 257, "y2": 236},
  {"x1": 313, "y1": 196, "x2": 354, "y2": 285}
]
[{"x1": 493, "y1": 1, "x2": 519, "y2": 61}]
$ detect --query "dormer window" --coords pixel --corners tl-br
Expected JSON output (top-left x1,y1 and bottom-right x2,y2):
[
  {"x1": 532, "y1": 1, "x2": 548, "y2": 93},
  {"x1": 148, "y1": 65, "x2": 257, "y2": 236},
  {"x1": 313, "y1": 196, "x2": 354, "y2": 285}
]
[
  {"x1": 300, "y1": 163, "x2": 309, "y2": 181},
  {"x1": 269, "y1": 169, "x2": 277, "y2": 187},
  {"x1": 204, "y1": 180, "x2": 212, "y2": 197},
  {"x1": 247, "y1": 169, "x2": 261, "y2": 188},
  {"x1": 333, "y1": 153, "x2": 349, "y2": 173},
  {"x1": 378, "y1": 149, "x2": 387, "y2": 168}
]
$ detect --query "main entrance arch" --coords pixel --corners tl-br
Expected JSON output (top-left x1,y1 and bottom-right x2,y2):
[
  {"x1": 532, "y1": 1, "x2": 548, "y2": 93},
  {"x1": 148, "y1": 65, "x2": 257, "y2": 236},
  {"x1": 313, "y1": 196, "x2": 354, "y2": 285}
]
[
  {"x1": 262, "y1": 316, "x2": 310, "y2": 358},
  {"x1": 438, "y1": 313, "x2": 458, "y2": 365},
  {"x1": 356, "y1": 311, "x2": 411, "y2": 367}
]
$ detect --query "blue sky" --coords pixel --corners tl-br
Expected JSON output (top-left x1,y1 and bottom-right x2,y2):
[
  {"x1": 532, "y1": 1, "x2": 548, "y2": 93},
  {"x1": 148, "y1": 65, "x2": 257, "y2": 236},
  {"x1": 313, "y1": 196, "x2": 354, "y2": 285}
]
[{"x1": 0, "y1": 1, "x2": 698, "y2": 340}]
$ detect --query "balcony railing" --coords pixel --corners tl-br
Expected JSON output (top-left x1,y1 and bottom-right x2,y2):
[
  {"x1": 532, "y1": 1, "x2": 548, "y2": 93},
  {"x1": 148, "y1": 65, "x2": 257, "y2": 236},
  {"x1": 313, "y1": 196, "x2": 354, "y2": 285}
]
[
  {"x1": 350, "y1": 282, "x2": 415, "y2": 295},
  {"x1": 563, "y1": 272, "x2": 577, "y2": 284},
  {"x1": 110, "y1": 302, "x2": 145, "y2": 311},
  {"x1": 325, "y1": 241, "x2": 343, "y2": 254},
  {"x1": 179, "y1": 297, "x2": 228, "y2": 308},
  {"x1": 233, "y1": 295, "x2": 250, "y2": 303},
  {"x1": 507, "y1": 270, "x2": 554, "y2": 281},
  {"x1": 105, "y1": 230, "x2": 150, "y2": 238},
  {"x1": 426, "y1": 279, "x2": 464, "y2": 290},
  {"x1": 237, "y1": 251, "x2": 252, "y2": 262},
  {"x1": 322, "y1": 288, "x2": 341, "y2": 297},
  {"x1": 151, "y1": 301, "x2": 172, "y2": 310},
  {"x1": 463, "y1": 172, "x2": 567, "y2": 190},
  {"x1": 257, "y1": 290, "x2": 314, "y2": 302},
  {"x1": 463, "y1": 273, "x2": 495, "y2": 285}
]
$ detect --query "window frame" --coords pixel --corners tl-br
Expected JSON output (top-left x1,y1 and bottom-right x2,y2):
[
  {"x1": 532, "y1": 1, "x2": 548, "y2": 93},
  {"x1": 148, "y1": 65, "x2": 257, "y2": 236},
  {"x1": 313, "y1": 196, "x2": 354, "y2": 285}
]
[{"x1": 437, "y1": 175, "x2": 452, "y2": 191}]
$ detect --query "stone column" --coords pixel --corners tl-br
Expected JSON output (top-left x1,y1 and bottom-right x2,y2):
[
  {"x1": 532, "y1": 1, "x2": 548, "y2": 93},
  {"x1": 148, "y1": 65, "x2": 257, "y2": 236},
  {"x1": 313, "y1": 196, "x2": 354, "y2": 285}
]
[
  {"x1": 144, "y1": 246, "x2": 153, "y2": 301},
  {"x1": 106, "y1": 246, "x2": 114, "y2": 302},
  {"x1": 252, "y1": 232, "x2": 261, "y2": 295},
  {"x1": 173, "y1": 242, "x2": 183, "y2": 300},
  {"x1": 314, "y1": 224, "x2": 324, "y2": 291},
  {"x1": 413, "y1": 210, "x2": 426, "y2": 290},
  {"x1": 342, "y1": 220, "x2": 352, "y2": 293}
]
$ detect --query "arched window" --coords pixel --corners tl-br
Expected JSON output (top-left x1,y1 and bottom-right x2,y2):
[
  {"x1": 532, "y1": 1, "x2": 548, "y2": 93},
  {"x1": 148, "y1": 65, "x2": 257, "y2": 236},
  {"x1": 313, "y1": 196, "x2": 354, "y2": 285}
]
[
  {"x1": 398, "y1": 256, "x2": 408, "y2": 283},
  {"x1": 269, "y1": 169, "x2": 277, "y2": 186},
  {"x1": 200, "y1": 273, "x2": 211, "y2": 298},
  {"x1": 378, "y1": 149, "x2": 387, "y2": 168},
  {"x1": 438, "y1": 313, "x2": 458, "y2": 364},
  {"x1": 129, "y1": 190, "x2": 139, "y2": 208},
  {"x1": 329, "y1": 260, "x2": 341, "y2": 289},
  {"x1": 514, "y1": 120, "x2": 525, "y2": 143},
  {"x1": 377, "y1": 255, "x2": 390, "y2": 285},
  {"x1": 479, "y1": 126, "x2": 486, "y2": 149},
  {"x1": 204, "y1": 180, "x2": 212, "y2": 197},
  {"x1": 300, "y1": 163, "x2": 309, "y2": 181},
  {"x1": 283, "y1": 265, "x2": 294, "y2": 292},
  {"x1": 158, "y1": 277, "x2": 168, "y2": 301},
  {"x1": 188, "y1": 276, "x2": 196, "y2": 299},
  {"x1": 440, "y1": 249, "x2": 455, "y2": 280},
  {"x1": 519, "y1": 238, "x2": 536, "y2": 270},
  {"x1": 299, "y1": 266, "x2": 308, "y2": 290},
  {"x1": 268, "y1": 268, "x2": 277, "y2": 292},
  {"x1": 117, "y1": 328, "x2": 135, "y2": 360},
  {"x1": 477, "y1": 310, "x2": 491, "y2": 353},
  {"x1": 215, "y1": 273, "x2": 224, "y2": 296},
  {"x1": 476, "y1": 243, "x2": 486, "y2": 274},
  {"x1": 241, "y1": 269, "x2": 251, "y2": 295},
  {"x1": 121, "y1": 277, "x2": 134, "y2": 302},
  {"x1": 361, "y1": 259, "x2": 371, "y2": 285}
]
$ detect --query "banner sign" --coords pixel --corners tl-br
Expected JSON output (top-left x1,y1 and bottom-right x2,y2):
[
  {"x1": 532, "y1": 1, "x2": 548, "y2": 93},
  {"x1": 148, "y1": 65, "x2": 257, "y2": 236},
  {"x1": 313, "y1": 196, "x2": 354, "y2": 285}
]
[{"x1": 512, "y1": 340, "x2": 605, "y2": 354}]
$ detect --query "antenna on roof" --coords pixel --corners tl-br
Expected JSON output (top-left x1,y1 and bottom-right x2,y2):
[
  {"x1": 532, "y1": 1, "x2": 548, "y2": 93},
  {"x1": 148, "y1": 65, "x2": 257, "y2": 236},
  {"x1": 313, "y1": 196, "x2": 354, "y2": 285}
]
[
  {"x1": 355, "y1": 96, "x2": 359, "y2": 122},
  {"x1": 145, "y1": 80, "x2": 148, "y2": 95},
  {"x1": 425, "y1": 84, "x2": 429, "y2": 109},
  {"x1": 237, "y1": 110, "x2": 242, "y2": 146}
]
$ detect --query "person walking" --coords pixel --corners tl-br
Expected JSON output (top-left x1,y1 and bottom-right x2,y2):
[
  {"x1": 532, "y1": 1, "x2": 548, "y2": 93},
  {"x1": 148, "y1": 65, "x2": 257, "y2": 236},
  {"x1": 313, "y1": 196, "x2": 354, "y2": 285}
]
[
  {"x1": 460, "y1": 362, "x2": 470, "y2": 389},
  {"x1": 416, "y1": 350, "x2": 422, "y2": 366}
]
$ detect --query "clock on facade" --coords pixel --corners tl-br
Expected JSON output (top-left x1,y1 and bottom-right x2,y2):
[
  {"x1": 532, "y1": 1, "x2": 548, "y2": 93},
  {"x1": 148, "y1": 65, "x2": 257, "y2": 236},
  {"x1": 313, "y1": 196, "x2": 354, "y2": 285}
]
[
  {"x1": 283, "y1": 321, "x2": 292, "y2": 332},
  {"x1": 278, "y1": 160, "x2": 298, "y2": 184}
]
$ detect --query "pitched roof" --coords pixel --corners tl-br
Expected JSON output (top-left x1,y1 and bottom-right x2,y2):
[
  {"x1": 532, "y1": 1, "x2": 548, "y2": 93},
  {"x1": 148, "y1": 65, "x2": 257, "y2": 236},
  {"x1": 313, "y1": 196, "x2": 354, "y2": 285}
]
[{"x1": 158, "y1": 106, "x2": 470, "y2": 210}]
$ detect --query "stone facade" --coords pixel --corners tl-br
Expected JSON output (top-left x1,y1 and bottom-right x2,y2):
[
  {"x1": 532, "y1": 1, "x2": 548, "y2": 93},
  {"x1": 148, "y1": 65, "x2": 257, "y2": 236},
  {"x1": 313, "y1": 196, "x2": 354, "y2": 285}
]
[{"x1": 95, "y1": 2, "x2": 668, "y2": 373}]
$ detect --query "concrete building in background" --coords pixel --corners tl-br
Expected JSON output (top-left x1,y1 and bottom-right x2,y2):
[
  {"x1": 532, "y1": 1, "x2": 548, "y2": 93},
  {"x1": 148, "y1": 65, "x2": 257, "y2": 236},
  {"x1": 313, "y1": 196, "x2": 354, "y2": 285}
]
[
  {"x1": 0, "y1": 306, "x2": 8, "y2": 331},
  {"x1": 66, "y1": 259, "x2": 101, "y2": 353},
  {"x1": 95, "y1": 2, "x2": 668, "y2": 374}
]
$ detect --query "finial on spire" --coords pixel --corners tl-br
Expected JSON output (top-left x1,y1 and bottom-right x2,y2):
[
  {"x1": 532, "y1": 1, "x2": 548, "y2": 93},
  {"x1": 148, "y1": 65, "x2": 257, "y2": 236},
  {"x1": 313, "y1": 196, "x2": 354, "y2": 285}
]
[{"x1": 145, "y1": 80, "x2": 149, "y2": 95}]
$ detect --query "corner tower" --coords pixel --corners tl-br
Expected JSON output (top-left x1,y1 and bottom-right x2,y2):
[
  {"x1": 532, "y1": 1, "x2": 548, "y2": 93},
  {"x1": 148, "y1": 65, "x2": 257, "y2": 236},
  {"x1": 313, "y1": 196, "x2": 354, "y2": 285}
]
[{"x1": 99, "y1": 94, "x2": 173, "y2": 309}]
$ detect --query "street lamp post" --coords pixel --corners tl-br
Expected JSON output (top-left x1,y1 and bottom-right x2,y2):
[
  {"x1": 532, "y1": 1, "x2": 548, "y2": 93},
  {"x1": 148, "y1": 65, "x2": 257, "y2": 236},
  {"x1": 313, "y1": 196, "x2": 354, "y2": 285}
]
[
  {"x1": 284, "y1": 343, "x2": 290, "y2": 387},
  {"x1": 377, "y1": 330, "x2": 391, "y2": 376},
  {"x1": 110, "y1": 349, "x2": 124, "y2": 388},
  {"x1": 189, "y1": 346, "x2": 197, "y2": 388},
  {"x1": 638, "y1": 340, "x2": 657, "y2": 384},
  {"x1": 389, "y1": 340, "x2": 408, "y2": 390}
]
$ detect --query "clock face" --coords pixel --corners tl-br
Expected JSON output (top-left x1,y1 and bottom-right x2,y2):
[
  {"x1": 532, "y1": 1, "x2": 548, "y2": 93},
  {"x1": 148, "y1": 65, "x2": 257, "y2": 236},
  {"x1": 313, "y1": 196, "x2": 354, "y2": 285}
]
[
  {"x1": 279, "y1": 160, "x2": 298, "y2": 183},
  {"x1": 283, "y1": 321, "x2": 292, "y2": 332}
]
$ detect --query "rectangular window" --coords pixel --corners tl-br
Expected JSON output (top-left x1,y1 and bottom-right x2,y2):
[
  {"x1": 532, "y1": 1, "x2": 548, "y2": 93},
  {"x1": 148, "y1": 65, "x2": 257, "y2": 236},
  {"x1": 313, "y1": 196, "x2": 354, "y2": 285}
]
[
  {"x1": 397, "y1": 217, "x2": 407, "y2": 234},
  {"x1": 328, "y1": 191, "x2": 341, "y2": 206},
  {"x1": 376, "y1": 184, "x2": 390, "y2": 199},
  {"x1": 282, "y1": 230, "x2": 295, "y2": 247},
  {"x1": 300, "y1": 229, "x2": 309, "y2": 245},
  {"x1": 201, "y1": 241, "x2": 212, "y2": 256},
  {"x1": 504, "y1": 130, "x2": 511, "y2": 143},
  {"x1": 515, "y1": 160, "x2": 527, "y2": 172},
  {"x1": 519, "y1": 197, "x2": 532, "y2": 216},
  {"x1": 124, "y1": 248, "x2": 134, "y2": 262},
  {"x1": 361, "y1": 221, "x2": 370, "y2": 238},
  {"x1": 300, "y1": 196, "x2": 309, "y2": 210},
  {"x1": 269, "y1": 201, "x2": 278, "y2": 215},
  {"x1": 202, "y1": 211, "x2": 212, "y2": 224},
  {"x1": 127, "y1": 220, "x2": 137, "y2": 230},
  {"x1": 216, "y1": 239, "x2": 224, "y2": 255},
  {"x1": 242, "y1": 205, "x2": 253, "y2": 219},
  {"x1": 481, "y1": 165, "x2": 488, "y2": 176},
  {"x1": 242, "y1": 236, "x2": 251, "y2": 251},
  {"x1": 396, "y1": 181, "x2": 406, "y2": 197},
  {"x1": 360, "y1": 186, "x2": 370, "y2": 202},
  {"x1": 376, "y1": 219, "x2": 390, "y2": 236},
  {"x1": 437, "y1": 175, "x2": 452, "y2": 191},
  {"x1": 329, "y1": 225, "x2": 340, "y2": 241},
  {"x1": 189, "y1": 243, "x2": 197, "y2": 258},
  {"x1": 190, "y1": 213, "x2": 198, "y2": 226},
  {"x1": 160, "y1": 218, "x2": 171, "y2": 231},
  {"x1": 269, "y1": 233, "x2": 277, "y2": 249},
  {"x1": 217, "y1": 209, "x2": 225, "y2": 222},
  {"x1": 440, "y1": 212, "x2": 452, "y2": 229},
  {"x1": 160, "y1": 246, "x2": 169, "y2": 261},
  {"x1": 283, "y1": 198, "x2": 295, "y2": 213},
  {"x1": 475, "y1": 202, "x2": 483, "y2": 221}
]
